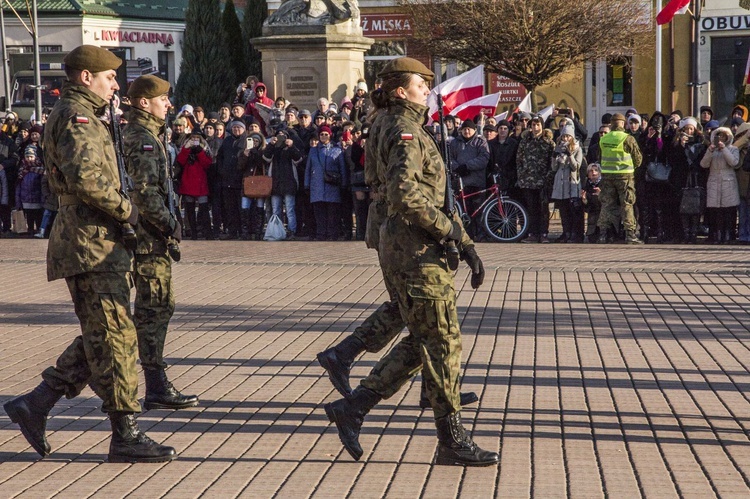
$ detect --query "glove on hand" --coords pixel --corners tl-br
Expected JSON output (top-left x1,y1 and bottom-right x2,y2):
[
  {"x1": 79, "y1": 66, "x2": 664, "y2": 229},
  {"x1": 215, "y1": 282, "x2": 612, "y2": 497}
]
[
  {"x1": 456, "y1": 164, "x2": 470, "y2": 177},
  {"x1": 461, "y1": 246, "x2": 485, "y2": 289}
]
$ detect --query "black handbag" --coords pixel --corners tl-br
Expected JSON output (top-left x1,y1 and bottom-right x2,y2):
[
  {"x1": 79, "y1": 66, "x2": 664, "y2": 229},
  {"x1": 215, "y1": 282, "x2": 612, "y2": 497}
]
[
  {"x1": 679, "y1": 172, "x2": 705, "y2": 216},
  {"x1": 324, "y1": 170, "x2": 342, "y2": 186},
  {"x1": 645, "y1": 161, "x2": 671, "y2": 183}
]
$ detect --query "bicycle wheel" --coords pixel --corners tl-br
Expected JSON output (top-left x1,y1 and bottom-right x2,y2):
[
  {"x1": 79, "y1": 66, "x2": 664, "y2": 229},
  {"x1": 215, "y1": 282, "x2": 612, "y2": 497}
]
[{"x1": 482, "y1": 197, "x2": 529, "y2": 242}]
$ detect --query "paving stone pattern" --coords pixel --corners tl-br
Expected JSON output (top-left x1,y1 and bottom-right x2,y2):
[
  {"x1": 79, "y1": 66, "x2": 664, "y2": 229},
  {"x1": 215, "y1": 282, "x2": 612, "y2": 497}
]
[{"x1": 0, "y1": 240, "x2": 749, "y2": 498}]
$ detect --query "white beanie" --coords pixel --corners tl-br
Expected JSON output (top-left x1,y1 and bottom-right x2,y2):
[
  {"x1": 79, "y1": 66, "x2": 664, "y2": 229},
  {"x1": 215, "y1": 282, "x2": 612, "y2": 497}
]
[
  {"x1": 627, "y1": 114, "x2": 642, "y2": 126},
  {"x1": 356, "y1": 81, "x2": 368, "y2": 92},
  {"x1": 559, "y1": 123, "x2": 575, "y2": 138},
  {"x1": 179, "y1": 104, "x2": 194, "y2": 116},
  {"x1": 679, "y1": 117, "x2": 698, "y2": 129}
]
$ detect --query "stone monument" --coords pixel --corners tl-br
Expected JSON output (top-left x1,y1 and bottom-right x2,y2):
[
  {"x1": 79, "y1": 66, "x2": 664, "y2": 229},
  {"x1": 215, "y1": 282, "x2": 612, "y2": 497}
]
[{"x1": 252, "y1": 0, "x2": 373, "y2": 111}]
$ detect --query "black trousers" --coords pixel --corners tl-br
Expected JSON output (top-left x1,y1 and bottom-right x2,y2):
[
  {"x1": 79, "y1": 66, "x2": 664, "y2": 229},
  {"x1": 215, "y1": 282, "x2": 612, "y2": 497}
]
[
  {"x1": 313, "y1": 201, "x2": 341, "y2": 241},
  {"x1": 521, "y1": 188, "x2": 550, "y2": 237},
  {"x1": 221, "y1": 187, "x2": 242, "y2": 237}
]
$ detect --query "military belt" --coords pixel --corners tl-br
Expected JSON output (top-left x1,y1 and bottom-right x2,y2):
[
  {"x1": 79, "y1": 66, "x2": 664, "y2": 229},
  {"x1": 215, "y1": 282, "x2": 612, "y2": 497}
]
[{"x1": 58, "y1": 194, "x2": 83, "y2": 207}]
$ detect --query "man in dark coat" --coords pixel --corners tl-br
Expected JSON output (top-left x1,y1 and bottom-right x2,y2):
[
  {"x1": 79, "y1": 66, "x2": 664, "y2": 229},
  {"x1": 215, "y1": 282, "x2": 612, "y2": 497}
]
[{"x1": 216, "y1": 120, "x2": 247, "y2": 239}]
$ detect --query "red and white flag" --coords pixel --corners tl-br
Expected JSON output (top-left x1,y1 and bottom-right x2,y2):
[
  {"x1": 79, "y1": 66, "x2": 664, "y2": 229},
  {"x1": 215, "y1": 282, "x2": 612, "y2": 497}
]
[
  {"x1": 656, "y1": 0, "x2": 690, "y2": 25},
  {"x1": 450, "y1": 92, "x2": 502, "y2": 121},
  {"x1": 427, "y1": 65, "x2": 484, "y2": 121}
]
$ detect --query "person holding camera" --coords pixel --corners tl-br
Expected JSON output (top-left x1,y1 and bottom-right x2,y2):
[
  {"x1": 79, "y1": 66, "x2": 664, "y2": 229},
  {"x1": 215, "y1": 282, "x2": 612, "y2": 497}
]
[
  {"x1": 545, "y1": 106, "x2": 588, "y2": 143},
  {"x1": 264, "y1": 129, "x2": 302, "y2": 239},
  {"x1": 237, "y1": 130, "x2": 268, "y2": 240},
  {"x1": 664, "y1": 117, "x2": 703, "y2": 243},
  {"x1": 550, "y1": 124, "x2": 584, "y2": 243},
  {"x1": 176, "y1": 130, "x2": 213, "y2": 240},
  {"x1": 701, "y1": 127, "x2": 740, "y2": 244}
]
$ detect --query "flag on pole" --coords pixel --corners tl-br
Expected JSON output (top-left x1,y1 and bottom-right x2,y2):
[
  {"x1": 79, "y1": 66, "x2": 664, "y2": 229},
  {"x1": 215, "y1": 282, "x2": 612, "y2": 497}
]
[
  {"x1": 538, "y1": 104, "x2": 556, "y2": 122},
  {"x1": 517, "y1": 93, "x2": 533, "y2": 113},
  {"x1": 494, "y1": 110, "x2": 509, "y2": 122},
  {"x1": 656, "y1": 0, "x2": 690, "y2": 25},
  {"x1": 450, "y1": 92, "x2": 502, "y2": 121},
  {"x1": 427, "y1": 65, "x2": 485, "y2": 121}
]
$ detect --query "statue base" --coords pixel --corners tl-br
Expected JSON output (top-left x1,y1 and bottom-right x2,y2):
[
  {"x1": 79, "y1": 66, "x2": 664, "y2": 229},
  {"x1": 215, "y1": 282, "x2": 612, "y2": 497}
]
[{"x1": 252, "y1": 24, "x2": 373, "y2": 111}]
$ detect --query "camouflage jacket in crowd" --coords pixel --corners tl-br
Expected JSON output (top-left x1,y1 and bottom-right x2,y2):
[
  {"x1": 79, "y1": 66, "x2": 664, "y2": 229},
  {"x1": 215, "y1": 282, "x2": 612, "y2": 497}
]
[
  {"x1": 122, "y1": 106, "x2": 177, "y2": 255},
  {"x1": 43, "y1": 82, "x2": 134, "y2": 281},
  {"x1": 516, "y1": 129, "x2": 555, "y2": 190},
  {"x1": 367, "y1": 98, "x2": 471, "y2": 249}
]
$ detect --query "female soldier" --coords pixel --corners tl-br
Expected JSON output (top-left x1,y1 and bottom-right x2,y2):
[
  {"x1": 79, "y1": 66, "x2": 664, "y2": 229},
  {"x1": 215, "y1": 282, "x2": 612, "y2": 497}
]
[{"x1": 324, "y1": 58, "x2": 499, "y2": 467}]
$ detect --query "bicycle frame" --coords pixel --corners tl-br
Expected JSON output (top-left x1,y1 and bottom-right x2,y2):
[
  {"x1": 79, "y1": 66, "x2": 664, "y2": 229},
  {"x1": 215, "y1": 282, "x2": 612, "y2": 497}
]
[{"x1": 454, "y1": 175, "x2": 507, "y2": 221}]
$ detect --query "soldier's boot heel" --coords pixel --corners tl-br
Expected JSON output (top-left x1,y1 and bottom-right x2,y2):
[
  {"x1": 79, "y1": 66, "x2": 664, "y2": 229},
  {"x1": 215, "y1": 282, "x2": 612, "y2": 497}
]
[
  {"x1": 434, "y1": 412, "x2": 500, "y2": 467},
  {"x1": 143, "y1": 368, "x2": 199, "y2": 411},
  {"x1": 3, "y1": 381, "x2": 63, "y2": 457},
  {"x1": 108, "y1": 412, "x2": 176, "y2": 463},
  {"x1": 317, "y1": 336, "x2": 366, "y2": 396},
  {"x1": 418, "y1": 387, "x2": 479, "y2": 409},
  {"x1": 324, "y1": 386, "x2": 381, "y2": 461}
]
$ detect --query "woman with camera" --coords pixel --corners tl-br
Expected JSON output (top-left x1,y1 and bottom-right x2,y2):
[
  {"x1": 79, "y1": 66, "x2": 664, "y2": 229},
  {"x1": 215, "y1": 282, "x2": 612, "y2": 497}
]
[
  {"x1": 550, "y1": 123, "x2": 584, "y2": 243},
  {"x1": 664, "y1": 117, "x2": 703, "y2": 243},
  {"x1": 263, "y1": 129, "x2": 303, "y2": 239},
  {"x1": 237, "y1": 131, "x2": 269, "y2": 240},
  {"x1": 176, "y1": 131, "x2": 213, "y2": 240},
  {"x1": 701, "y1": 127, "x2": 740, "y2": 244}
]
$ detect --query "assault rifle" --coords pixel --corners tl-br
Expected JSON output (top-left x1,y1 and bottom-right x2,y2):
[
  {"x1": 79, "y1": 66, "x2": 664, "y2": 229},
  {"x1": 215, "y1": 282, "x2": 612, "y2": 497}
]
[
  {"x1": 109, "y1": 98, "x2": 138, "y2": 252},
  {"x1": 436, "y1": 94, "x2": 460, "y2": 271},
  {"x1": 163, "y1": 111, "x2": 181, "y2": 262}
]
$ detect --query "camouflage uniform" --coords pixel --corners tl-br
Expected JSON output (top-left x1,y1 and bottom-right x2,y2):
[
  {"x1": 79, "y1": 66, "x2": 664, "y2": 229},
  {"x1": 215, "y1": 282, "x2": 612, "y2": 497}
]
[
  {"x1": 516, "y1": 129, "x2": 555, "y2": 237},
  {"x1": 597, "y1": 125, "x2": 643, "y2": 235},
  {"x1": 41, "y1": 81, "x2": 140, "y2": 413},
  {"x1": 122, "y1": 106, "x2": 179, "y2": 370},
  {"x1": 359, "y1": 98, "x2": 473, "y2": 419}
]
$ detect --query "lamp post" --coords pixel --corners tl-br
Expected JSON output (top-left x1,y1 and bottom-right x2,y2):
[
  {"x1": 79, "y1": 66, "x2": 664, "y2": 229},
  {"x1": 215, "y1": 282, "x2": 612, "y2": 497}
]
[
  {"x1": 32, "y1": 0, "x2": 41, "y2": 124},
  {"x1": 0, "y1": 0, "x2": 11, "y2": 110}
]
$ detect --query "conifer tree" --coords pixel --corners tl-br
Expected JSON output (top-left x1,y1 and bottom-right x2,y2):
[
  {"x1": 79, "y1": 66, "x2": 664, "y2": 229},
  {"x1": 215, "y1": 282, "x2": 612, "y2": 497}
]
[
  {"x1": 175, "y1": 0, "x2": 234, "y2": 110},
  {"x1": 222, "y1": 0, "x2": 247, "y2": 86},
  {"x1": 242, "y1": 0, "x2": 268, "y2": 80}
]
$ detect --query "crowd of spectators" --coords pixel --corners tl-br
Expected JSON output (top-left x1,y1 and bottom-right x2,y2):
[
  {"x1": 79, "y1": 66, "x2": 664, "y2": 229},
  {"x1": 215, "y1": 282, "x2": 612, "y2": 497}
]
[{"x1": 2, "y1": 73, "x2": 749, "y2": 246}]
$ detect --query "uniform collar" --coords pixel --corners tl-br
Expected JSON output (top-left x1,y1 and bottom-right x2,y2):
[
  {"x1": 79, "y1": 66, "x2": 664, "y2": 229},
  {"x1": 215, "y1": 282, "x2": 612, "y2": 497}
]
[
  {"x1": 389, "y1": 99, "x2": 430, "y2": 125},
  {"x1": 125, "y1": 106, "x2": 165, "y2": 136},
  {"x1": 61, "y1": 81, "x2": 109, "y2": 116}
]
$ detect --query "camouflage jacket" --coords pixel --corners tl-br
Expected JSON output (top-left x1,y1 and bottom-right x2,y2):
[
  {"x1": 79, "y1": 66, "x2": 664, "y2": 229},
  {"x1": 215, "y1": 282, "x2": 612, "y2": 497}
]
[
  {"x1": 43, "y1": 82, "x2": 134, "y2": 281},
  {"x1": 122, "y1": 107, "x2": 177, "y2": 255},
  {"x1": 516, "y1": 129, "x2": 555, "y2": 189},
  {"x1": 369, "y1": 99, "x2": 471, "y2": 251}
]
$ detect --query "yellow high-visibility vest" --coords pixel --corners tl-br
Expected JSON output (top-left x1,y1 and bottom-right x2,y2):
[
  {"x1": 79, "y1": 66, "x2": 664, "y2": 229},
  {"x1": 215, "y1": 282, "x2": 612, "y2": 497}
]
[{"x1": 600, "y1": 130, "x2": 634, "y2": 174}]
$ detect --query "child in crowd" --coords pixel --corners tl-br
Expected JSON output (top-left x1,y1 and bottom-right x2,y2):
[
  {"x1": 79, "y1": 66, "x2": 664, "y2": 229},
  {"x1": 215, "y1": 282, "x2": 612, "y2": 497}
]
[{"x1": 582, "y1": 162, "x2": 602, "y2": 243}]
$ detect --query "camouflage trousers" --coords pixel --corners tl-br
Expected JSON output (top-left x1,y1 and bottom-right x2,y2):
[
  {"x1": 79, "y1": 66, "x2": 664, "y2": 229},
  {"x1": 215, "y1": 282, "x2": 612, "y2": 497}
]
[
  {"x1": 42, "y1": 272, "x2": 140, "y2": 414},
  {"x1": 133, "y1": 253, "x2": 175, "y2": 370},
  {"x1": 597, "y1": 174, "x2": 637, "y2": 233},
  {"x1": 361, "y1": 216, "x2": 462, "y2": 419}
]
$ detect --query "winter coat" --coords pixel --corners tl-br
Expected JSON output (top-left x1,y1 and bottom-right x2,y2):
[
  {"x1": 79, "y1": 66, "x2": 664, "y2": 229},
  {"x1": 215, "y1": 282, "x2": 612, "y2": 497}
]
[
  {"x1": 305, "y1": 142, "x2": 348, "y2": 203},
  {"x1": 487, "y1": 136, "x2": 518, "y2": 191},
  {"x1": 176, "y1": 144, "x2": 212, "y2": 197},
  {"x1": 41, "y1": 173, "x2": 57, "y2": 211},
  {"x1": 15, "y1": 159, "x2": 44, "y2": 208},
  {"x1": 264, "y1": 140, "x2": 302, "y2": 196},
  {"x1": 733, "y1": 122, "x2": 750, "y2": 201},
  {"x1": 0, "y1": 168, "x2": 7, "y2": 205},
  {"x1": 550, "y1": 142, "x2": 583, "y2": 200},
  {"x1": 449, "y1": 132, "x2": 490, "y2": 189},
  {"x1": 216, "y1": 132, "x2": 247, "y2": 189},
  {"x1": 517, "y1": 129, "x2": 555, "y2": 190},
  {"x1": 700, "y1": 128, "x2": 740, "y2": 208}
]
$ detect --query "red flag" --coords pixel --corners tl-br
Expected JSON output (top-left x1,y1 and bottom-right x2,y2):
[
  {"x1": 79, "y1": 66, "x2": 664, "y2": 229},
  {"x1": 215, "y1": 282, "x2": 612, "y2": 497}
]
[
  {"x1": 450, "y1": 92, "x2": 501, "y2": 121},
  {"x1": 656, "y1": 0, "x2": 690, "y2": 25},
  {"x1": 427, "y1": 65, "x2": 485, "y2": 121}
]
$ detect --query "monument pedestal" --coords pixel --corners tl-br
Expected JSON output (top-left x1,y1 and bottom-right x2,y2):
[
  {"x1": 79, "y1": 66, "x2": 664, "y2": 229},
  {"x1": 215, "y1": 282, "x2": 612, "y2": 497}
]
[{"x1": 252, "y1": 24, "x2": 373, "y2": 111}]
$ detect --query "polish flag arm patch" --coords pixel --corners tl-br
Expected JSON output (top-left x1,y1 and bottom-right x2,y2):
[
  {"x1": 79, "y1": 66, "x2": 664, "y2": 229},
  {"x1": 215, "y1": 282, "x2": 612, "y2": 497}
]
[
  {"x1": 142, "y1": 144, "x2": 154, "y2": 151},
  {"x1": 400, "y1": 133, "x2": 413, "y2": 140},
  {"x1": 74, "y1": 115, "x2": 89, "y2": 124}
]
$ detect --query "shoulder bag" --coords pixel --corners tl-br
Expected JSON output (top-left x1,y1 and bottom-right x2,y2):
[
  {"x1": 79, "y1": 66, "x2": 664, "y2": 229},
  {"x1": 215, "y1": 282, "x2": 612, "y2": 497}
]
[
  {"x1": 679, "y1": 172, "x2": 705, "y2": 216},
  {"x1": 645, "y1": 161, "x2": 671, "y2": 183},
  {"x1": 243, "y1": 163, "x2": 273, "y2": 198}
]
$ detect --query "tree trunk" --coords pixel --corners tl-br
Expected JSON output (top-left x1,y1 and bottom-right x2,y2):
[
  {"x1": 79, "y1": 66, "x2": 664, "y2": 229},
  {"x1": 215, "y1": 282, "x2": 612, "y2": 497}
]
[{"x1": 529, "y1": 87, "x2": 538, "y2": 113}]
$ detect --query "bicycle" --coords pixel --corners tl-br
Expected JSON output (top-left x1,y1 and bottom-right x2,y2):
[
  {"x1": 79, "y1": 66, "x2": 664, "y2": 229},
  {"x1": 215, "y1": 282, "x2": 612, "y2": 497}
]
[{"x1": 453, "y1": 174, "x2": 529, "y2": 243}]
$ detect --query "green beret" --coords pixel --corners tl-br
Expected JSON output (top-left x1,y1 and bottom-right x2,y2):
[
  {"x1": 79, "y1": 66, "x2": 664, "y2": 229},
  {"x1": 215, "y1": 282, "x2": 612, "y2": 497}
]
[
  {"x1": 377, "y1": 57, "x2": 434, "y2": 82},
  {"x1": 128, "y1": 74, "x2": 170, "y2": 100},
  {"x1": 64, "y1": 45, "x2": 122, "y2": 73}
]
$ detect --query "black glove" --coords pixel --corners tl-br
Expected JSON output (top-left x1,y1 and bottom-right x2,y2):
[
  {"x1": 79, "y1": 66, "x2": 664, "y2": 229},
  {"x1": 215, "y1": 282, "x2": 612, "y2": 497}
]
[
  {"x1": 456, "y1": 164, "x2": 470, "y2": 177},
  {"x1": 461, "y1": 246, "x2": 485, "y2": 289},
  {"x1": 126, "y1": 203, "x2": 139, "y2": 225},
  {"x1": 447, "y1": 220, "x2": 462, "y2": 242}
]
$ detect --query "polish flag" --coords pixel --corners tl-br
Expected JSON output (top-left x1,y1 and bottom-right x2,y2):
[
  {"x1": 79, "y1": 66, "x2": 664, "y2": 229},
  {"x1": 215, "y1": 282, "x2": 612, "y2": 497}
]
[
  {"x1": 656, "y1": 0, "x2": 690, "y2": 25},
  {"x1": 450, "y1": 92, "x2": 502, "y2": 121},
  {"x1": 427, "y1": 65, "x2": 485, "y2": 121},
  {"x1": 539, "y1": 103, "x2": 556, "y2": 122},
  {"x1": 494, "y1": 110, "x2": 509, "y2": 122},
  {"x1": 517, "y1": 93, "x2": 533, "y2": 114}
]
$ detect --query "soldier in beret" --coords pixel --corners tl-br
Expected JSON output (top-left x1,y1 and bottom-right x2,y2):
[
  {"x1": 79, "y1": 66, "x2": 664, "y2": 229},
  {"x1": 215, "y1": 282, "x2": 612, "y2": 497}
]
[
  {"x1": 323, "y1": 57, "x2": 499, "y2": 467},
  {"x1": 3, "y1": 45, "x2": 175, "y2": 463},
  {"x1": 122, "y1": 75, "x2": 198, "y2": 412}
]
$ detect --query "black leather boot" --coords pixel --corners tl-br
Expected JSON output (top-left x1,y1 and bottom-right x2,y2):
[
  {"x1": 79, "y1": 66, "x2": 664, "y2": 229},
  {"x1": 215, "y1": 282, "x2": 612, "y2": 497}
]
[
  {"x1": 108, "y1": 412, "x2": 176, "y2": 463},
  {"x1": 317, "y1": 336, "x2": 366, "y2": 396},
  {"x1": 184, "y1": 201, "x2": 198, "y2": 240},
  {"x1": 198, "y1": 204, "x2": 213, "y2": 240},
  {"x1": 143, "y1": 368, "x2": 199, "y2": 410},
  {"x1": 240, "y1": 208, "x2": 252, "y2": 240},
  {"x1": 418, "y1": 382, "x2": 479, "y2": 409},
  {"x1": 252, "y1": 206, "x2": 265, "y2": 240},
  {"x1": 434, "y1": 412, "x2": 500, "y2": 466},
  {"x1": 324, "y1": 386, "x2": 381, "y2": 461},
  {"x1": 3, "y1": 381, "x2": 64, "y2": 457}
]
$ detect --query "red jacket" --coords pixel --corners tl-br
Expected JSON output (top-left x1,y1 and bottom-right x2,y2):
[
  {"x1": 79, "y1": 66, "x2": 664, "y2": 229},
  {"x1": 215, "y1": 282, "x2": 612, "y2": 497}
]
[{"x1": 176, "y1": 146, "x2": 212, "y2": 197}]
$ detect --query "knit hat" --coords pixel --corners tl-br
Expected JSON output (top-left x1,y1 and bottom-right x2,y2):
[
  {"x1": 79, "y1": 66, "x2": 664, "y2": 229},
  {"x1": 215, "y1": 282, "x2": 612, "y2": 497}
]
[
  {"x1": 230, "y1": 120, "x2": 246, "y2": 130},
  {"x1": 24, "y1": 145, "x2": 36, "y2": 157},
  {"x1": 318, "y1": 125, "x2": 332, "y2": 136},
  {"x1": 678, "y1": 117, "x2": 698, "y2": 129},
  {"x1": 460, "y1": 119, "x2": 476, "y2": 130},
  {"x1": 179, "y1": 104, "x2": 194, "y2": 116},
  {"x1": 64, "y1": 45, "x2": 122, "y2": 72},
  {"x1": 559, "y1": 123, "x2": 575, "y2": 138},
  {"x1": 519, "y1": 112, "x2": 532, "y2": 121},
  {"x1": 627, "y1": 114, "x2": 642, "y2": 126},
  {"x1": 219, "y1": 102, "x2": 231, "y2": 110},
  {"x1": 248, "y1": 132, "x2": 265, "y2": 146},
  {"x1": 19, "y1": 121, "x2": 32, "y2": 131},
  {"x1": 601, "y1": 113, "x2": 612, "y2": 125},
  {"x1": 625, "y1": 108, "x2": 638, "y2": 117},
  {"x1": 497, "y1": 119, "x2": 511, "y2": 128},
  {"x1": 30, "y1": 124, "x2": 43, "y2": 134},
  {"x1": 699, "y1": 106, "x2": 713, "y2": 117},
  {"x1": 704, "y1": 119, "x2": 719, "y2": 131},
  {"x1": 128, "y1": 75, "x2": 170, "y2": 99},
  {"x1": 340, "y1": 97, "x2": 353, "y2": 109},
  {"x1": 356, "y1": 81, "x2": 368, "y2": 92}
]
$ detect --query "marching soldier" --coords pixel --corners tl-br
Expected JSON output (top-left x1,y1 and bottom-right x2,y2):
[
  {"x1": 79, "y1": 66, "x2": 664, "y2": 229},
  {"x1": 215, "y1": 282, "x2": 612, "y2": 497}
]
[
  {"x1": 3, "y1": 45, "x2": 175, "y2": 463},
  {"x1": 324, "y1": 58, "x2": 499, "y2": 467},
  {"x1": 122, "y1": 75, "x2": 198, "y2": 410}
]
